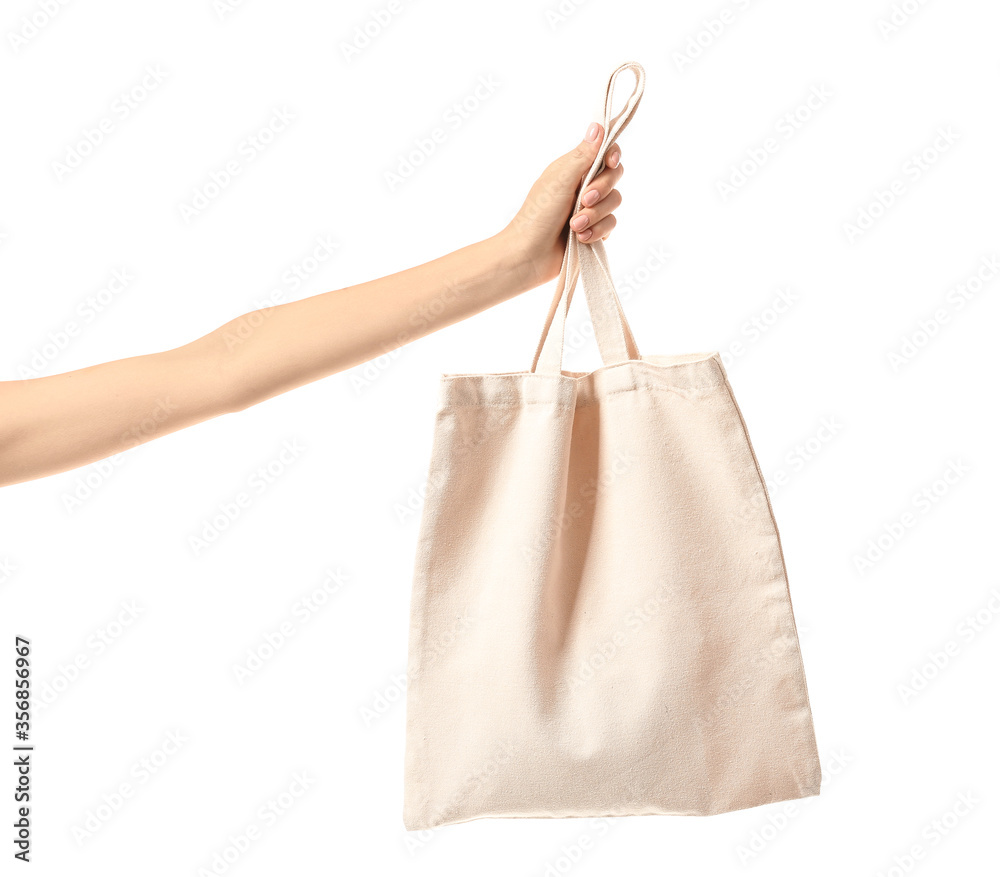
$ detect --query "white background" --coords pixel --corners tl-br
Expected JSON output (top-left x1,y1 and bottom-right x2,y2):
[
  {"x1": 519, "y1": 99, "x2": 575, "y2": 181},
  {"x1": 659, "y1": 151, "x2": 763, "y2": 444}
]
[{"x1": 1, "y1": 0, "x2": 998, "y2": 874}]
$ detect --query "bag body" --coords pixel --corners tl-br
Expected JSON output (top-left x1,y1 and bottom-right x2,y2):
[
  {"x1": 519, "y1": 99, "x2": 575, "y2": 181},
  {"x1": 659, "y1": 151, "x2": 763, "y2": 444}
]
[{"x1": 402, "y1": 62, "x2": 821, "y2": 831}]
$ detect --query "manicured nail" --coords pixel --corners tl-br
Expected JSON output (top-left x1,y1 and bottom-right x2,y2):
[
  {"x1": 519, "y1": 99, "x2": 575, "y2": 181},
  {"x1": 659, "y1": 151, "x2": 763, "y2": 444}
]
[
  {"x1": 585, "y1": 122, "x2": 600, "y2": 142},
  {"x1": 583, "y1": 189, "x2": 600, "y2": 206},
  {"x1": 607, "y1": 149, "x2": 620, "y2": 167},
  {"x1": 578, "y1": 228, "x2": 594, "y2": 241},
  {"x1": 571, "y1": 214, "x2": 589, "y2": 230}
]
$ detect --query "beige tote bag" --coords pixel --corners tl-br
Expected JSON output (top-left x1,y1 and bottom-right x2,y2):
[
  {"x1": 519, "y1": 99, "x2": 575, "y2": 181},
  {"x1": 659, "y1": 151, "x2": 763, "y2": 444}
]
[{"x1": 403, "y1": 61, "x2": 821, "y2": 831}]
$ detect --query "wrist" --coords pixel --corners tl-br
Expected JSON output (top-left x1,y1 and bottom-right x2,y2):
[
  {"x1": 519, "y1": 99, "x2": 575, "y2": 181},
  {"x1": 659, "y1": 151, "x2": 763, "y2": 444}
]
[
  {"x1": 494, "y1": 223, "x2": 562, "y2": 292},
  {"x1": 490, "y1": 226, "x2": 543, "y2": 296}
]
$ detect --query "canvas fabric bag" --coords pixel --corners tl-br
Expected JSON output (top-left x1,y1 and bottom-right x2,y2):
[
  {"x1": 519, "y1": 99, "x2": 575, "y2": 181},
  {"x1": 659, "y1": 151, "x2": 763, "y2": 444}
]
[{"x1": 402, "y1": 61, "x2": 821, "y2": 831}]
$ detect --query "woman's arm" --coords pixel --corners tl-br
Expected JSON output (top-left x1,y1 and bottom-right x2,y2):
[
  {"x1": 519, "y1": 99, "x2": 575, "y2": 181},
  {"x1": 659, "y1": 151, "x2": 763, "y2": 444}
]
[{"x1": 0, "y1": 122, "x2": 623, "y2": 488}]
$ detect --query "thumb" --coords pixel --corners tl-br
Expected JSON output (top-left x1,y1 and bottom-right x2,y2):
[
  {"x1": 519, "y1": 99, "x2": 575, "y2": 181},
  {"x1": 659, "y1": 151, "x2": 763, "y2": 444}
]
[
  {"x1": 547, "y1": 122, "x2": 604, "y2": 191},
  {"x1": 562, "y1": 121, "x2": 604, "y2": 174}
]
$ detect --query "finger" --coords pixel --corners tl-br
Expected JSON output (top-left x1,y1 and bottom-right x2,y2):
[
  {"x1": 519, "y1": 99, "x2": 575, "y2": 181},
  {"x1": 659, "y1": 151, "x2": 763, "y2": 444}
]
[
  {"x1": 577, "y1": 213, "x2": 617, "y2": 243},
  {"x1": 570, "y1": 188, "x2": 622, "y2": 237},
  {"x1": 557, "y1": 123, "x2": 605, "y2": 182},
  {"x1": 580, "y1": 159, "x2": 624, "y2": 208}
]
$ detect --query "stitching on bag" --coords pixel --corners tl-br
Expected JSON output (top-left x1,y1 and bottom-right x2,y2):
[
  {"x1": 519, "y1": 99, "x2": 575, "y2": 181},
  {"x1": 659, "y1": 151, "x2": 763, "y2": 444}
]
[
  {"x1": 439, "y1": 382, "x2": 720, "y2": 409},
  {"x1": 439, "y1": 353, "x2": 721, "y2": 382},
  {"x1": 438, "y1": 356, "x2": 725, "y2": 407},
  {"x1": 716, "y1": 369, "x2": 821, "y2": 751}
]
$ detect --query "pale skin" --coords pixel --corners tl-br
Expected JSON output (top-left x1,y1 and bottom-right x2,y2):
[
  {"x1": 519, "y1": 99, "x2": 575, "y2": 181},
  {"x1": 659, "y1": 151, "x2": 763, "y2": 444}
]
[{"x1": 0, "y1": 122, "x2": 624, "y2": 489}]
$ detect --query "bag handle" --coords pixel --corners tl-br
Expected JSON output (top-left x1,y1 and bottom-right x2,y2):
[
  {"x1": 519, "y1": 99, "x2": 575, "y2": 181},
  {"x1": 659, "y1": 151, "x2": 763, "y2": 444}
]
[{"x1": 530, "y1": 61, "x2": 645, "y2": 376}]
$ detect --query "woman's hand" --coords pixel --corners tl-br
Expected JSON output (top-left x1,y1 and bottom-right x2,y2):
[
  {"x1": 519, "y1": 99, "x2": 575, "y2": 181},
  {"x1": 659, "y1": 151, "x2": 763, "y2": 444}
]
[
  {"x1": 0, "y1": 129, "x2": 625, "y2": 488},
  {"x1": 502, "y1": 121, "x2": 624, "y2": 288}
]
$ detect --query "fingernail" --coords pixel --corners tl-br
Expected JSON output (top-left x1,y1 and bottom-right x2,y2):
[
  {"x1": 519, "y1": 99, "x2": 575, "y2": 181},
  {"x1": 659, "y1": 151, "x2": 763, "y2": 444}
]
[
  {"x1": 585, "y1": 122, "x2": 600, "y2": 142},
  {"x1": 608, "y1": 150, "x2": 620, "y2": 167},
  {"x1": 571, "y1": 214, "x2": 589, "y2": 230},
  {"x1": 578, "y1": 228, "x2": 594, "y2": 241},
  {"x1": 583, "y1": 189, "x2": 600, "y2": 206}
]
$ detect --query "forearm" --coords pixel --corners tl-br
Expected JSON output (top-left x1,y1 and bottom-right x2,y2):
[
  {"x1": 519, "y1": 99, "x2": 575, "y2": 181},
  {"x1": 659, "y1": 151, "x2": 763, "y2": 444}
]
[
  {"x1": 0, "y1": 342, "x2": 229, "y2": 487},
  {"x1": 208, "y1": 228, "x2": 537, "y2": 410},
  {"x1": 0, "y1": 230, "x2": 537, "y2": 487}
]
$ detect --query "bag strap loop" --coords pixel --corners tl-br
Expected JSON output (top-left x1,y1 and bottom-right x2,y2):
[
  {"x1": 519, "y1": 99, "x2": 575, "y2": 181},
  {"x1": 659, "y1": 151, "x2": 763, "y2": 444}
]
[{"x1": 531, "y1": 62, "x2": 645, "y2": 376}]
